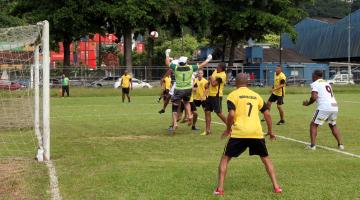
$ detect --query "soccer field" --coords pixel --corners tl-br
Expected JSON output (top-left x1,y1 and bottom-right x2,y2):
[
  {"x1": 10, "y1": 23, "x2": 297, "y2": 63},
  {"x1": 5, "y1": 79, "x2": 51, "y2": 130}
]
[{"x1": 3, "y1": 86, "x2": 360, "y2": 199}]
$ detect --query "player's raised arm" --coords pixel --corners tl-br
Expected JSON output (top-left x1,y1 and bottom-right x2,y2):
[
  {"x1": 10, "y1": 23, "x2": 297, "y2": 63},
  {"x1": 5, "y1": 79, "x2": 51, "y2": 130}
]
[
  {"x1": 198, "y1": 54, "x2": 212, "y2": 69},
  {"x1": 165, "y1": 49, "x2": 171, "y2": 67}
]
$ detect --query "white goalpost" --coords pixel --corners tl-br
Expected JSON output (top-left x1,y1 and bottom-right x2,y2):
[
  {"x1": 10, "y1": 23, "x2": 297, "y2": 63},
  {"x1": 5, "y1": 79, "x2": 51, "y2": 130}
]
[{"x1": 0, "y1": 21, "x2": 50, "y2": 161}]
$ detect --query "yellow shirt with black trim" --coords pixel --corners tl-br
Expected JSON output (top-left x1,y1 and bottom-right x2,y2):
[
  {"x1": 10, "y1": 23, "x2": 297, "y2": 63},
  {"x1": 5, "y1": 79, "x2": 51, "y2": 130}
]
[
  {"x1": 194, "y1": 78, "x2": 208, "y2": 100},
  {"x1": 163, "y1": 76, "x2": 172, "y2": 90},
  {"x1": 208, "y1": 71, "x2": 226, "y2": 97},
  {"x1": 227, "y1": 87, "x2": 266, "y2": 139},
  {"x1": 273, "y1": 72, "x2": 286, "y2": 96},
  {"x1": 121, "y1": 74, "x2": 132, "y2": 88}
]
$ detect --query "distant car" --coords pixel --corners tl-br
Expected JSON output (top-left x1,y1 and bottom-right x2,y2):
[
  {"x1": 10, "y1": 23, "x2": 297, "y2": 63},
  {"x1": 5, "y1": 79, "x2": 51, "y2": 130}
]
[
  {"x1": 0, "y1": 80, "x2": 22, "y2": 90},
  {"x1": 90, "y1": 76, "x2": 120, "y2": 87},
  {"x1": 286, "y1": 76, "x2": 306, "y2": 86},
  {"x1": 328, "y1": 73, "x2": 355, "y2": 85},
  {"x1": 114, "y1": 78, "x2": 152, "y2": 89},
  {"x1": 228, "y1": 77, "x2": 264, "y2": 87}
]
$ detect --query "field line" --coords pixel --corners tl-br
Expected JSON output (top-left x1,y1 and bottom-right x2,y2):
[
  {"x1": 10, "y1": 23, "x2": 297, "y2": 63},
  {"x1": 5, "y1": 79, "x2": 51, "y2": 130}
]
[
  {"x1": 343, "y1": 100, "x2": 360, "y2": 104},
  {"x1": 46, "y1": 160, "x2": 62, "y2": 200},
  {"x1": 198, "y1": 118, "x2": 360, "y2": 159}
]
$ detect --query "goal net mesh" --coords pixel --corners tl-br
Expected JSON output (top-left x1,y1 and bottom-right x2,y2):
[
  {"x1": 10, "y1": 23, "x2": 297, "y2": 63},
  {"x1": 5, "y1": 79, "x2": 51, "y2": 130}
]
[{"x1": 0, "y1": 24, "x2": 42, "y2": 159}]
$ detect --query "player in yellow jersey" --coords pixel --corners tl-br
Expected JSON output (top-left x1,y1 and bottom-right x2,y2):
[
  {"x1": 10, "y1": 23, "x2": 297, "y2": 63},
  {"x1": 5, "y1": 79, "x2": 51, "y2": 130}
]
[
  {"x1": 120, "y1": 70, "x2": 132, "y2": 103},
  {"x1": 213, "y1": 73, "x2": 281, "y2": 196},
  {"x1": 193, "y1": 70, "x2": 208, "y2": 109},
  {"x1": 265, "y1": 65, "x2": 286, "y2": 125},
  {"x1": 158, "y1": 70, "x2": 172, "y2": 114},
  {"x1": 189, "y1": 80, "x2": 200, "y2": 131},
  {"x1": 201, "y1": 62, "x2": 227, "y2": 135}
]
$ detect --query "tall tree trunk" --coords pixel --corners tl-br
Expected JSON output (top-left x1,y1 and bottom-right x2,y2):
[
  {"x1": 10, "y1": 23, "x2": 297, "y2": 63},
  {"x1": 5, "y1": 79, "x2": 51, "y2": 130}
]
[
  {"x1": 63, "y1": 37, "x2": 71, "y2": 67},
  {"x1": 146, "y1": 36, "x2": 154, "y2": 81},
  {"x1": 124, "y1": 28, "x2": 133, "y2": 73},
  {"x1": 222, "y1": 36, "x2": 227, "y2": 62},
  {"x1": 229, "y1": 38, "x2": 237, "y2": 67}
]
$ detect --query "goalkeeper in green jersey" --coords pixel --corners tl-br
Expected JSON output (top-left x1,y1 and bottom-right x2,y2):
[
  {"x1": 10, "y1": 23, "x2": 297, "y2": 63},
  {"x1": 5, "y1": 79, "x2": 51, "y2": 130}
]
[{"x1": 165, "y1": 49, "x2": 212, "y2": 133}]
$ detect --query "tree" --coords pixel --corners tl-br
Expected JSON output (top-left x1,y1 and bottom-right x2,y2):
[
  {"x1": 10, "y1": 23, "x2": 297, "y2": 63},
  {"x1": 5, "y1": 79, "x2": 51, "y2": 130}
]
[
  {"x1": 301, "y1": 0, "x2": 354, "y2": 18},
  {"x1": 0, "y1": 1, "x2": 25, "y2": 28},
  {"x1": 209, "y1": 0, "x2": 309, "y2": 66},
  {"x1": 13, "y1": 0, "x2": 107, "y2": 66}
]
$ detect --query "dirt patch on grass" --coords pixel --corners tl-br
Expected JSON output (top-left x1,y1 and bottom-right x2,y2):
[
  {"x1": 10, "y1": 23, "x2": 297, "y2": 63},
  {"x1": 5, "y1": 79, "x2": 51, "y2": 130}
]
[
  {"x1": 0, "y1": 161, "x2": 27, "y2": 200},
  {"x1": 90, "y1": 135, "x2": 156, "y2": 141}
]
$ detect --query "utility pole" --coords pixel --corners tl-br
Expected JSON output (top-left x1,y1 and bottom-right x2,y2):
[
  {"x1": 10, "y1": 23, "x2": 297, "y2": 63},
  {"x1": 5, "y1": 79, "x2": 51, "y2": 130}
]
[{"x1": 347, "y1": 0, "x2": 353, "y2": 78}]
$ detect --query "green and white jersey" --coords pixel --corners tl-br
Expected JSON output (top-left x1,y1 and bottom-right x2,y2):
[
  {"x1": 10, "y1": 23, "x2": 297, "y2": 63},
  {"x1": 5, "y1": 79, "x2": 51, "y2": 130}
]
[{"x1": 169, "y1": 63, "x2": 198, "y2": 90}]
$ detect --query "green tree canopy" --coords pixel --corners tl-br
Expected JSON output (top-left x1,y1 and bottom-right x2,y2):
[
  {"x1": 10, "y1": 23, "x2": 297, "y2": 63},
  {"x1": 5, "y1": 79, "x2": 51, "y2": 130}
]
[
  {"x1": 209, "y1": 0, "x2": 309, "y2": 66},
  {"x1": 13, "y1": 0, "x2": 107, "y2": 66}
]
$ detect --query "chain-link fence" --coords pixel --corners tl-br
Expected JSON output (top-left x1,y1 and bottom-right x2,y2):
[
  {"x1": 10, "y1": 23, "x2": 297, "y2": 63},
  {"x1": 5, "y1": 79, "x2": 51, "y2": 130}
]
[{"x1": 6, "y1": 65, "x2": 354, "y2": 88}]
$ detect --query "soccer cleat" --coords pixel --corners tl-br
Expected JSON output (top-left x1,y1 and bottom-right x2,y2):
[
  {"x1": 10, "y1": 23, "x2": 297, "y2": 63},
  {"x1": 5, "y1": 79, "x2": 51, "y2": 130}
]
[
  {"x1": 213, "y1": 188, "x2": 224, "y2": 196},
  {"x1": 158, "y1": 109, "x2": 165, "y2": 114},
  {"x1": 338, "y1": 144, "x2": 345, "y2": 150},
  {"x1": 200, "y1": 131, "x2": 210, "y2": 136},
  {"x1": 274, "y1": 187, "x2": 282, "y2": 193},
  {"x1": 191, "y1": 126, "x2": 200, "y2": 131},
  {"x1": 305, "y1": 145, "x2": 316, "y2": 150},
  {"x1": 276, "y1": 120, "x2": 285, "y2": 125}
]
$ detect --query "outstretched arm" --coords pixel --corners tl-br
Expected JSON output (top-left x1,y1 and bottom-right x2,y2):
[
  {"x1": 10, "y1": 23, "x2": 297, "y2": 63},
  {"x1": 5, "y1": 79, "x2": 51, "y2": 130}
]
[
  {"x1": 198, "y1": 54, "x2": 212, "y2": 69},
  {"x1": 165, "y1": 49, "x2": 171, "y2": 66}
]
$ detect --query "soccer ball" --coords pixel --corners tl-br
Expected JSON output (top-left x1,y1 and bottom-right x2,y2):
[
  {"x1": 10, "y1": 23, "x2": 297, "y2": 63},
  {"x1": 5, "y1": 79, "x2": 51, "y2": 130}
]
[{"x1": 150, "y1": 31, "x2": 159, "y2": 39}]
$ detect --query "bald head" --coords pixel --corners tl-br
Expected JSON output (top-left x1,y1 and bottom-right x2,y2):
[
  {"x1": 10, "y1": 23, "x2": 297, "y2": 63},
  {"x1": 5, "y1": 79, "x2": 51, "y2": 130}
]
[{"x1": 236, "y1": 73, "x2": 248, "y2": 87}]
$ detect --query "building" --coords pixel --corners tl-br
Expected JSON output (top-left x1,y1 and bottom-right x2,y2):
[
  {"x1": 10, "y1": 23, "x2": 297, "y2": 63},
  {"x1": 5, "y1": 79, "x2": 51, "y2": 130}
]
[{"x1": 281, "y1": 11, "x2": 360, "y2": 62}]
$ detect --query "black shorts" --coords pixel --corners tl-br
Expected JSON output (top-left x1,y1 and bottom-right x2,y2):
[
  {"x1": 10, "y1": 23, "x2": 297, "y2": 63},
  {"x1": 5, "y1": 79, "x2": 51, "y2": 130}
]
[
  {"x1": 205, "y1": 96, "x2": 222, "y2": 113},
  {"x1": 171, "y1": 89, "x2": 192, "y2": 103},
  {"x1": 122, "y1": 87, "x2": 130, "y2": 94},
  {"x1": 190, "y1": 102, "x2": 197, "y2": 112},
  {"x1": 224, "y1": 138, "x2": 268, "y2": 157},
  {"x1": 194, "y1": 100, "x2": 206, "y2": 108},
  {"x1": 268, "y1": 94, "x2": 284, "y2": 105},
  {"x1": 162, "y1": 89, "x2": 170, "y2": 96}
]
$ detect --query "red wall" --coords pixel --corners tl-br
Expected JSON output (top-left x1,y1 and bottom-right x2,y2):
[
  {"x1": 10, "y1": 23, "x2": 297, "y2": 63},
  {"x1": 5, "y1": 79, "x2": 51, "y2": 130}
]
[{"x1": 51, "y1": 33, "x2": 145, "y2": 68}]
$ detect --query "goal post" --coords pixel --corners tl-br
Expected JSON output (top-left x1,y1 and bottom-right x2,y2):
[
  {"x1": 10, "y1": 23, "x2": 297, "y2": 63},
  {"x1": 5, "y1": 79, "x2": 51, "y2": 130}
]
[{"x1": 0, "y1": 20, "x2": 50, "y2": 161}]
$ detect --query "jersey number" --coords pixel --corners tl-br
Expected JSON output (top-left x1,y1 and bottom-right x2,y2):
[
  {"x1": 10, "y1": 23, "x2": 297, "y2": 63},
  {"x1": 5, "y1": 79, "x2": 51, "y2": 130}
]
[
  {"x1": 325, "y1": 85, "x2": 333, "y2": 97},
  {"x1": 182, "y1": 74, "x2": 185, "y2": 81},
  {"x1": 246, "y1": 102, "x2": 253, "y2": 117}
]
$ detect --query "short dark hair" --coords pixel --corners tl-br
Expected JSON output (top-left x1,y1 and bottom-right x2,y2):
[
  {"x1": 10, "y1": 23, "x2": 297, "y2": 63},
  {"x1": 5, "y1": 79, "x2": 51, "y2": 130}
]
[
  {"x1": 313, "y1": 70, "x2": 323, "y2": 77},
  {"x1": 218, "y1": 62, "x2": 226, "y2": 71}
]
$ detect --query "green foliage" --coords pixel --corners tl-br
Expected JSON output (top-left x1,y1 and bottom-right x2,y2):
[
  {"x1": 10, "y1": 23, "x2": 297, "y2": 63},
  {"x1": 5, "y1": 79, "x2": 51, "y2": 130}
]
[
  {"x1": 262, "y1": 34, "x2": 280, "y2": 48},
  {"x1": 156, "y1": 34, "x2": 208, "y2": 59},
  {"x1": 0, "y1": 1, "x2": 25, "y2": 28},
  {"x1": 301, "y1": 0, "x2": 355, "y2": 18}
]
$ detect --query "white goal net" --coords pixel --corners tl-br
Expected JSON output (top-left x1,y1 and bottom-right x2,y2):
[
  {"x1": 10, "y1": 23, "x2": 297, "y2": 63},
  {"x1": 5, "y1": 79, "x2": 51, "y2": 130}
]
[{"x1": 0, "y1": 21, "x2": 50, "y2": 161}]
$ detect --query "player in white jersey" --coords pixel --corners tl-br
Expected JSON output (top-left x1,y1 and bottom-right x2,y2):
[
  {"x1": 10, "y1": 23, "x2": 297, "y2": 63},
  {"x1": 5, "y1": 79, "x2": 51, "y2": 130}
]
[{"x1": 302, "y1": 70, "x2": 344, "y2": 150}]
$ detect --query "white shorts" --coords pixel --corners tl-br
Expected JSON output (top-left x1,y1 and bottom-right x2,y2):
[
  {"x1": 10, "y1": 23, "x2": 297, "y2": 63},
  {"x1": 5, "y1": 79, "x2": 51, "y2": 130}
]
[{"x1": 312, "y1": 110, "x2": 337, "y2": 126}]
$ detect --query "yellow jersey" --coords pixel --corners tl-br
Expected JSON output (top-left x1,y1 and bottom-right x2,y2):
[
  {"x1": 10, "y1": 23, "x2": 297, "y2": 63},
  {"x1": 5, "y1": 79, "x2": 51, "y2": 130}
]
[
  {"x1": 273, "y1": 72, "x2": 286, "y2": 96},
  {"x1": 194, "y1": 78, "x2": 208, "y2": 100},
  {"x1": 121, "y1": 74, "x2": 132, "y2": 88},
  {"x1": 208, "y1": 70, "x2": 226, "y2": 97},
  {"x1": 163, "y1": 76, "x2": 172, "y2": 90},
  {"x1": 227, "y1": 87, "x2": 266, "y2": 139}
]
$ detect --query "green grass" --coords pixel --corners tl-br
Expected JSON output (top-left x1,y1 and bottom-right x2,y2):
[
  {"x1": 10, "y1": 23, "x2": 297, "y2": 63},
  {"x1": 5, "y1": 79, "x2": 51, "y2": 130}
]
[
  {"x1": 2, "y1": 86, "x2": 360, "y2": 199},
  {"x1": 49, "y1": 87, "x2": 360, "y2": 200}
]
